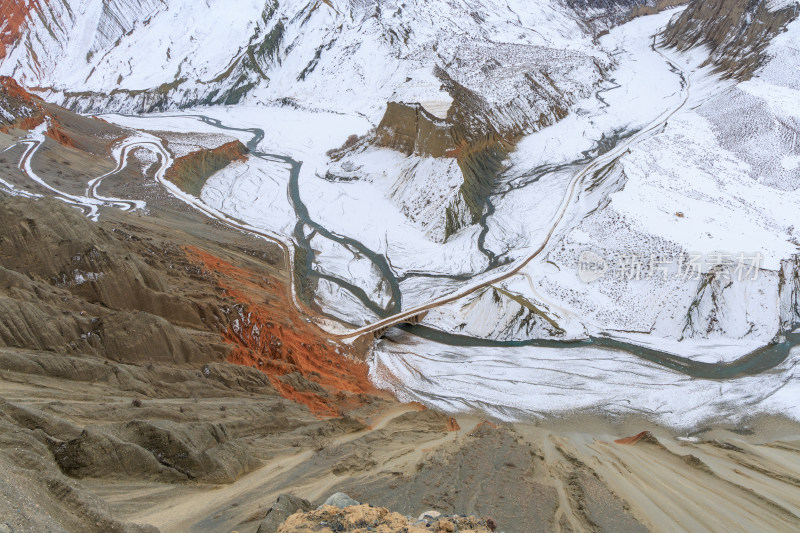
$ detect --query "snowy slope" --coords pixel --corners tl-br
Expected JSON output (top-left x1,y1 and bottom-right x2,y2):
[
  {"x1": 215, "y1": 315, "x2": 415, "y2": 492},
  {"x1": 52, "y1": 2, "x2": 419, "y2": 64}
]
[
  {"x1": 364, "y1": 8, "x2": 800, "y2": 426},
  {"x1": 1, "y1": 0, "x2": 607, "y2": 122},
  {"x1": 539, "y1": 12, "x2": 800, "y2": 346},
  {"x1": 1, "y1": 0, "x2": 255, "y2": 89},
  {"x1": 2, "y1": 0, "x2": 623, "y2": 262},
  {"x1": 409, "y1": 7, "x2": 800, "y2": 350}
]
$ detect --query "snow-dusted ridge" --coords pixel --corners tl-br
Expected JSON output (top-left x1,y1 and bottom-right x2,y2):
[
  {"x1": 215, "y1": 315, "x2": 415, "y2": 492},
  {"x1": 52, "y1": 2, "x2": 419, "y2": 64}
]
[
  {"x1": 1, "y1": 0, "x2": 607, "y2": 121},
  {"x1": 368, "y1": 8, "x2": 800, "y2": 426},
  {"x1": 5, "y1": 2, "x2": 800, "y2": 427}
]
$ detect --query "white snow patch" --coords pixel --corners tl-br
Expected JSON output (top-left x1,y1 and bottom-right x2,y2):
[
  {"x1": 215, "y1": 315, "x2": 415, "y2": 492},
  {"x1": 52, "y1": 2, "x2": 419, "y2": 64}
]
[
  {"x1": 370, "y1": 332, "x2": 800, "y2": 428},
  {"x1": 390, "y1": 68, "x2": 453, "y2": 120}
]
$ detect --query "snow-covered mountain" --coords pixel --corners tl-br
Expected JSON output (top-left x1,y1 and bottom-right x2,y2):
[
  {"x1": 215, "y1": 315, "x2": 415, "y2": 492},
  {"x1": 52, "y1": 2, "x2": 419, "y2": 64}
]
[
  {"x1": 5, "y1": 0, "x2": 800, "y2": 426},
  {"x1": 2, "y1": 0, "x2": 670, "y2": 241},
  {"x1": 1, "y1": 0, "x2": 600, "y2": 116},
  {"x1": 5, "y1": 0, "x2": 797, "y2": 331}
]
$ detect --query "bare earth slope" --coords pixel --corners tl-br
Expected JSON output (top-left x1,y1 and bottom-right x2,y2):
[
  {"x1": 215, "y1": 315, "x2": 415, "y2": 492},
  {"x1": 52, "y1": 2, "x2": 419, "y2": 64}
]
[{"x1": 2, "y1": 3, "x2": 800, "y2": 531}]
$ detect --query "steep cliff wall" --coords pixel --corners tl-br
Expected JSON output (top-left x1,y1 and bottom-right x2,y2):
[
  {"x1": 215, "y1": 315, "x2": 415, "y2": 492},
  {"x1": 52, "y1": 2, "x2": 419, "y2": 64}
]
[
  {"x1": 366, "y1": 63, "x2": 575, "y2": 240},
  {"x1": 374, "y1": 102, "x2": 454, "y2": 158},
  {"x1": 164, "y1": 140, "x2": 249, "y2": 196},
  {"x1": 0, "y1": 0, "x2": 47, "y2": 59},
  {"x1": 663, "y1": 0, "x2": 799, "y2": 79},
  {"x1": 0, "y1": 75, "x2": 43, "y2": 129},
  {"x1": 566, "y1": 0, "x2": 687, "y2": 33}
]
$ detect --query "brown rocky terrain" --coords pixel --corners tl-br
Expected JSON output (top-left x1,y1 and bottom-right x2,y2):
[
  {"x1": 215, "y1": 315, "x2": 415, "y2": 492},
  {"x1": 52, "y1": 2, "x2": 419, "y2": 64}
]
[
  {"x1": 373, "y1": 102, "x2": 455, "y2": 159},
  {"x1": 663, "y1": 0, "x2": 799, "y2": 79},
  {"x1": 0, "y1": 193, "x2": 382, "y2": 416},
  {"x1": 165, "y1": 140, "x2": 249, "y2": 196},
  {"x1": 4, "y1": 343, "x2": 800, "y2": 533}
]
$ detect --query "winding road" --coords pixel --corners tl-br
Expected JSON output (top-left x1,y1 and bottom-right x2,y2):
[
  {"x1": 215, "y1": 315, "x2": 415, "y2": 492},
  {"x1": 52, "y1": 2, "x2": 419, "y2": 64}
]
[
  {"x1": 334, "y1": 38, "x2": 693, "y2": 339},
  {"x1": 7, "y1": 28, "x2": 796, "y2": 381},
  {"x1": 4, "y1": 36, "x2": 691, "y2": 342},
  {"x1": 4, "y1": 122, "x2": 145, "y2": 219}
]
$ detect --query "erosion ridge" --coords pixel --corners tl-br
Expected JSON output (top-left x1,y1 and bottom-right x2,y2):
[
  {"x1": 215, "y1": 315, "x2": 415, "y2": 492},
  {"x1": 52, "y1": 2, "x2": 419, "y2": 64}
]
[
  {"x1": 2, "y1": 2, "x2": 800, "y2": 531},
  {"x1": 0, "y1": 192, "x2": 386, "y2": 415},
  {"x1": 164, "y1": 139, "x2": 249, "y2": 196},
  {"x1": 184, "y1": 245, "x2": 382, "y2": 417},
  {"x1": 0, "y1": 0, "x2": 48, "y2": 60},
  {"x1": 0, "y1": 76, "x2": 382, "y2": 416},
  {"x1": 663, "y1": 0, "x2": 800, "y2": 79}
]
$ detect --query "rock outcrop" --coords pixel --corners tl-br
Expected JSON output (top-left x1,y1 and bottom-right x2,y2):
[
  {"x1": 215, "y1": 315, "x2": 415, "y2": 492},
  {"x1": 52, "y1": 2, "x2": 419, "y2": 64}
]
[
  {"x1": 165, "y1": 139, "x2": 248, "y2": 196},
  {"x1": 0, "y1": 76, "x2": 94, "y2": 149},
  {"x1": 663, "y1": 0, "x2": 800, "y2": 79},
  {"x1": 567, "y1": 0, "x2": 688, "y2": 33},
  {"x1": 375, "y1": 102, "x2": 454, "y2": 158},
  {"x1": 344, "y1": 62, "x2": 576, "y2": 241},
  {"x1": 0, "y1": 76, "x2": 42, "y2": 129},
  {"x1": 257, "y1": 494, "x2": 313, "y2": 533},
  {"x1": 320, "y1": 492, "x2": 361, "y2": 509}
]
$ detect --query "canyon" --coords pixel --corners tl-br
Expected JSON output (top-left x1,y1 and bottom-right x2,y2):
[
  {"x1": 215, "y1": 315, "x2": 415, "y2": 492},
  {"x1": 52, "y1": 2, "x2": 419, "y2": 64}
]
[{"x1": 2, "y1": 0, "x2": 800, "y2": 531}]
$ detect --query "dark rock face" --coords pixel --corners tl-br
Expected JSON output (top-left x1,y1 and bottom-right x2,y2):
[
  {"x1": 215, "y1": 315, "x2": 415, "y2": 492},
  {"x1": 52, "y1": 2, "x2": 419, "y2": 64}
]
[
  {"x1": 164, "y1": 139, "x2": 249, "y2": 196},
  {"x1": 257, "y1": 494, "x2": 313, "y2": 533},
  {"x1": 375, "y1": 102, "x2": 454, "y2": 158},
  {"x1": 566, "y1": 0, "x2": 687, "y2": 32},
  {"x1": 662, "y1": 0, "x2": 799, "y2": 79}
]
